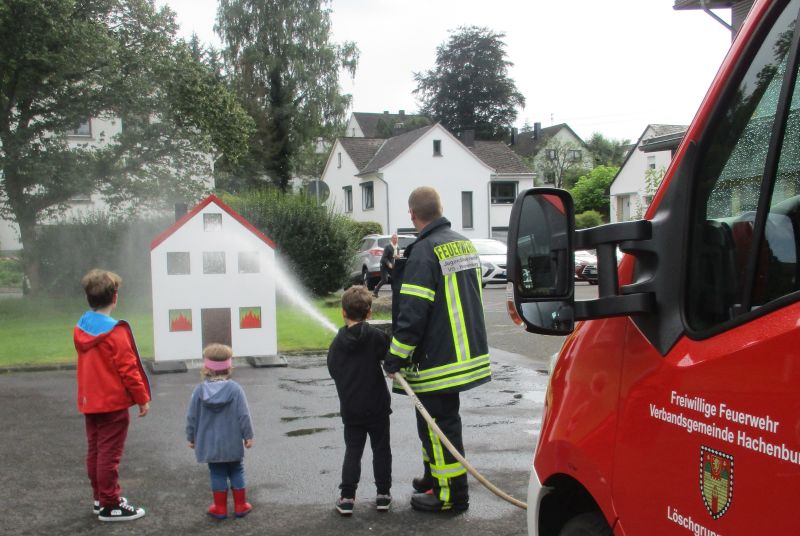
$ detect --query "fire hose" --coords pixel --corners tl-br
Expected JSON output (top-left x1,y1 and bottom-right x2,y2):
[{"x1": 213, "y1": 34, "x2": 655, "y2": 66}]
[{"x1": 394, "y1": 373, "x2": 528, "y2": 510}]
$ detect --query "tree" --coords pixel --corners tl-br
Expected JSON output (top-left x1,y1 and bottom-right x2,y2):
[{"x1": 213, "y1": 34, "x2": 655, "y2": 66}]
[
  {"x1": 570, "y1": 165, "x2": 619, "y2": 220},
  {"x1": 216, "y1": 0, "x2": 359, "y2": 192},
  {"x1": 586, "y1": 132, "x2": 631, "y2": 167},
  {"x1": 532, "y1": 138, "x2": 589, "y2": 189},
  {"x1": 414, "y1": 26, "x2": 525, "y2": 140},
  {"x1": 0, "y1": 0, "x2": 254, "y2": 293}
]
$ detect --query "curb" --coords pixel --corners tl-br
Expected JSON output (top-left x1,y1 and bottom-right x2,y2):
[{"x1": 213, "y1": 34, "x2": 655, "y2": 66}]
[{"x1": 0, "y1": 351, "x2": 326, "y2": 375}]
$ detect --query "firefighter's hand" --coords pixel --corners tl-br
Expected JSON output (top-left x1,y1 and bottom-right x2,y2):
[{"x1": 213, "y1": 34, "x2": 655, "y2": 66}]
[
  {"x1": 188, "y1": 442, "x2": 194, "y2": 449},
  {"x1": 244, "y1": 439, "x2": 253, "y2": 449},
  {"x1": 138, "y1": 402, "x2": 149, "y2": 417}
]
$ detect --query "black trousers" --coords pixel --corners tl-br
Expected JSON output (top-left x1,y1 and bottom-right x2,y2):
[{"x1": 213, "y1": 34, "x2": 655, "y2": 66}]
[
  {"x1": 373, "y1": 267, "x2": 390, "y2": 294},
  {"x1": 340, "y1": 415, "x2": 392, "y2": 498},
  {"x1": 415, "y1": 392, "x2": 468, "y2": 503}
]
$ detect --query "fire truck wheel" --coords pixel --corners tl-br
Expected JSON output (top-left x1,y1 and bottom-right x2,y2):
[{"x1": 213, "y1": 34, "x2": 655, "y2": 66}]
[{"x1": 559, "y1": 511, "x2": 612, "y2": 536}]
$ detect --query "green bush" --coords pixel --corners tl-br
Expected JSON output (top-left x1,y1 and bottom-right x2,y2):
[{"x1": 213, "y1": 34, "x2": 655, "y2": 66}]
[
  {"x1": 0, "y1": 257, "x2": 23, "y2": 287},
  {"x1": 575, "y1": 210, "x2": 604, "y2": 229},
  {"x1": 35, "y1": 212, "x2": 172, "y2": 298},
  {"x1": 350, "y1": 220, "x2": 383, "y2": 240},
  {"x1": 225, "y1": 189, "x2": 360, "y2": 296}
]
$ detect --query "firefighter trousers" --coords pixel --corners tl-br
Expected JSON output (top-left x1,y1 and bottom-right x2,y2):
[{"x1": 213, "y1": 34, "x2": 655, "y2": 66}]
[{"x1": 415, "y1": 392, "x2": 468, "y2": 505}]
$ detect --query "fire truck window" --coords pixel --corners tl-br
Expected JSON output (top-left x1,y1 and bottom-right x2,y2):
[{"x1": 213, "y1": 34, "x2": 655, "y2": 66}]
[
  {"x1": 686, "y1": 0, "x2": 800, "y2": 332},
  {"x1": 753, "y1": 66, "x2": 800, "y2": 306}
]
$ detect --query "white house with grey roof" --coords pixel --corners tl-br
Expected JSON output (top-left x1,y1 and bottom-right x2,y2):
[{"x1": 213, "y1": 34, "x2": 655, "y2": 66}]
[
  {"x1": 322, "y1": 123, "x2": 533, "y2": 241},
  {"x1": 609, "y1": 124, "x2": 686, "y2": 222}
]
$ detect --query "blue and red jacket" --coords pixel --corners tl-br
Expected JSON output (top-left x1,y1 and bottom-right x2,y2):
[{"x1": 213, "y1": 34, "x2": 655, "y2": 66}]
[{"x1": 74, "y1": 311, "x2": 151, "y2": 414}]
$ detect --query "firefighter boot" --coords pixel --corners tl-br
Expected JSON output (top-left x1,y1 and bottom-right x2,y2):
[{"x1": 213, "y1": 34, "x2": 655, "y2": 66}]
[
  {"x1": 410, "y1": 490, "x2": 469, "y2": 512},
  {"x1": 232, "y1": 488, "x2": 252, "y2": 517},
  {"x1": 207, "y1": 490, "x2": 228, "y2": 520},
  {"x1": 412, "y1": 463, "x2": 434, "y2": 492}
]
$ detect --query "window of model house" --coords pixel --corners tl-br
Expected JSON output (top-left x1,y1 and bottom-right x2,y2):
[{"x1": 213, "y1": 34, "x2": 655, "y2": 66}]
[
  {"x1": 167, "y1": 252, "x2": 190, "y2": 275},
  {"x1": 433, "y1": 139, "x2": 442, "y2": 156},
  {"x1": 343, "y1": 186, "x2": 353, "y2": 212},
  {"x1": 491, "y1": 182, "x2": 517, "y2": 204},
  {"x1": 647, "y1": 155, "x2": 656, "y2": 170},
  {"x1": 238, "y1": 252, "x2": 260, "y2": 274},
  {"x1": 203, "y1": 252, "x2": 226, "y2": 274},
  {"x1": 67, "y1": 119, "x2": 91, "y2": 137},
  {"x1": 462, "y1": 191, "x2": 473, "y2": 229},
  {"x1": 204, "y1": 213, "x2": 222, "y2": 231},
  {"x1": 361, "y1": 182, "x2": 374, "y2": 210}
]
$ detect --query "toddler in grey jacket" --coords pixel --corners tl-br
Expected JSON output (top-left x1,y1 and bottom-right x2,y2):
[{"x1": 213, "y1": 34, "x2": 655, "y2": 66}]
[{"x1": 186, "y1": 344, "x2": 254, "y2": 519}]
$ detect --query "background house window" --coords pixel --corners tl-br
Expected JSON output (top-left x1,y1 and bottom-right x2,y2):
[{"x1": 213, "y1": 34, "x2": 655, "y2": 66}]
[
  {"x1": 203, "y1": 252, "x2": 226, "y2": 274},
  {"x1": 433, "y1": 139, "x2": 442, "y2": 156},
  {"x1": 568, "y1": 149, "x2": 582, "y2": 161},
  {"x1": 462, "y1": 191, "x2": 473, "y2": 229},
  {"x1": 167, "y1": 252, "x2": 190, "y2": 275},
  {"x1": 491, "y1": 182, "x2": 517, "y2": 204},
  {"x1": 647, "y1": 155, "x2": 656, "y2": 170},
  {"x1": 67, "y1": 119, "x2": 91, "y2": 137},
  {"x1": 361, "y1": 182, "x2": 374, "y2": 210},
  {"x1": 238, "y1": 251, "x2": 260, "y2": 274},
  {"x1": 343, "y1": 186, "x2": 353, "y2": 212},
  {"x1": 204, "y1": 213, "x2": 222, "y2": 231},
  {"x1": 544, "y1": 171, "x2": 556, "y2": 184},
  {"x1": 337, "y1": 152, "x2": 342, "y2": 168},
  {"x1": 546, "y1": 149, "x2": 557, "y2": 160}
]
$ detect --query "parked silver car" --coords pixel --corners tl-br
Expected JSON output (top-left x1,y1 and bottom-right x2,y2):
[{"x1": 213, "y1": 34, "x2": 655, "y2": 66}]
[
  {"x1": 472, "y1": 238, "x2": 507, "y2": 287},
  {"x1": 350, "y1": 234, "x2": 416, "y2": 290}
]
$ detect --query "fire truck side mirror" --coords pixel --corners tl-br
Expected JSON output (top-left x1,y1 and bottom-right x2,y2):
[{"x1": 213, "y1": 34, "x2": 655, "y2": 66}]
[{"x1": 506, "y1": 188, "x2": 576, "y2": 335}]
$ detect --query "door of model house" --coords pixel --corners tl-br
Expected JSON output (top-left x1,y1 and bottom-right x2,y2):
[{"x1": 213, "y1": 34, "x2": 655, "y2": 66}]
[{"x1": 201, "y1": 308, "x2": 232, "y2": 350}]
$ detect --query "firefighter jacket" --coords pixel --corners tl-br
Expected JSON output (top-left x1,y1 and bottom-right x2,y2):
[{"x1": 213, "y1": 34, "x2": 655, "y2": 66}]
[{"x1": 383, "y1": 217, "x2": 491, "y2": 395}]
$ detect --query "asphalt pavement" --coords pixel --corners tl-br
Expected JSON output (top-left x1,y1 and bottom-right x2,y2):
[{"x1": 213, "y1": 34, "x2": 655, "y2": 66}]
[{"x1": 0, "y1": 285, "x2": 596, "y2": 536}]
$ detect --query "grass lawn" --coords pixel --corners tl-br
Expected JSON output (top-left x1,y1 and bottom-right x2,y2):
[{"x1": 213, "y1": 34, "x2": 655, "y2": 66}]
[{"x1": 0, "y1": 295, "x2": 388, "y2": 367}]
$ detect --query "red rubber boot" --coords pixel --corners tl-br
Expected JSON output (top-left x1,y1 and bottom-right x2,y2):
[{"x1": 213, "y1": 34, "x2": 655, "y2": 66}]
[
  {"x1": 232, "y1": 488, "x2": 252, "y2": 518},
  {"x1": 207, "y1": 490, "x2": 228, "y2": 519}
]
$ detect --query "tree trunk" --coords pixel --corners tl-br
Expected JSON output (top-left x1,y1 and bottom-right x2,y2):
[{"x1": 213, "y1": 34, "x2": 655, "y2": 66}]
[{"x1": 17, "y1": 213, "x2": 41, "y2": 295}]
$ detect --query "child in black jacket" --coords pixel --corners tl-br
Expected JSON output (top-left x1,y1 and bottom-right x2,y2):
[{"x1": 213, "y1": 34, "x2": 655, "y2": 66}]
[{"x1": 327, "y1": 286, "x2": 392, "y2": 515}]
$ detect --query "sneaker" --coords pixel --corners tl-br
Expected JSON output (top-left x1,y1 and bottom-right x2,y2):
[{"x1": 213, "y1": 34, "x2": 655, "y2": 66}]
[
  {"x1": 376, "y1": 494, "x2": 392, "y2": 511},
  {"x1": 93, "y1": 496, "x2": 127, "y2": 515},
  {"x1": 98, "y1": 501, "x2": 145, "y2": 522},
  {"x1": 335, "y1": 497, "x2": 355, "y2": 516}
]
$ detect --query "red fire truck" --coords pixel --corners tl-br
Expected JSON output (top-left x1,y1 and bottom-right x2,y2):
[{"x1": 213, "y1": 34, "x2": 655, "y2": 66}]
[{"x1": 506, "y1": 1, "x2": 800, "y2": 534}]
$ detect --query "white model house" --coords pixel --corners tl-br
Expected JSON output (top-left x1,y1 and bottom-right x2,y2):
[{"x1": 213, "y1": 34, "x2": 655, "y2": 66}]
[
  {"x1": 150, "y1": 195, "x2": 277, "y2": 362},
  {"x1": 322, "y1": 122, "x2": 533, "y2": 242}
]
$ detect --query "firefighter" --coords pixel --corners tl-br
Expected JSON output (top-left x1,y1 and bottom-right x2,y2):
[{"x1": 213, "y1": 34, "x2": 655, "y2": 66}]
[{"x1": 383, "y1": 186, "x2": 491, "y2": 512}]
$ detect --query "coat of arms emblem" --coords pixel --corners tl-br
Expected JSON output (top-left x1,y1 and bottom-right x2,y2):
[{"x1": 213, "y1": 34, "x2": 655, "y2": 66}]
[{"x1": 700, "y1": 446, "x2": 733, "y2": 519}]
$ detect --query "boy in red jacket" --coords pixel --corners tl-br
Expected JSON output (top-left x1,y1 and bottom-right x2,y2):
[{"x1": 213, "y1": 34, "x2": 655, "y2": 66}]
[{"x1": 74, "y1": 269, "x2": 151, "y2": 522}]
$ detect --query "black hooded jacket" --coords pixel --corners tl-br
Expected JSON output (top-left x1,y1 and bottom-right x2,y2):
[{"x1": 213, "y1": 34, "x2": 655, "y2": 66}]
[{"x1": 327, "y1": 322, "x2": 392, "y2": 425}]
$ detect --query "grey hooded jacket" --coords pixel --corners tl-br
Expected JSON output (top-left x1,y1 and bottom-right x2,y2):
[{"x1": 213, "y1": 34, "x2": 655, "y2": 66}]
[{"x1": 185, "y1": 379, "x2": 254, "y2": 463}]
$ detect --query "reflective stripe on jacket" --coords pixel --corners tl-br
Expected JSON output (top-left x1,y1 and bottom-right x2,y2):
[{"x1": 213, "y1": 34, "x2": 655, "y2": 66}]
[{"x1": 384, "y1": 217, "x2": 491, "y2": 394}]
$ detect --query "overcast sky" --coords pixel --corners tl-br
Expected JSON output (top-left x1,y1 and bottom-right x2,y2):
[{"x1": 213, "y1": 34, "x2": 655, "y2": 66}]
[{"x1": 159, "y1": 0, "x2": 735, "y2": 142}]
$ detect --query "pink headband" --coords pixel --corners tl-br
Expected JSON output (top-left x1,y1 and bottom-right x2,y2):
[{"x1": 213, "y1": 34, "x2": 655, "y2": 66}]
[{"x1": 204, "y1": 358, "x2": 232, "y2": 371}]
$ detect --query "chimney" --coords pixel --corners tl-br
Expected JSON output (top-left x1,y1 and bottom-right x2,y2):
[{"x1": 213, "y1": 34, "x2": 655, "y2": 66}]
[
  {"x1": 462, "y1": 129, "x2": 475, "y2": 147},
  {"x1": 509, "y1": 127, "x2": 518, "y2": 146},
  {"x1": 533, "y1": 122, "x2": 541, "y2": 140},
  {"x1": 174, "y1": 203, "x2": 188, "y2": 221},
  {"x1": 399, "y1": 109, "x2": 405, "y2": 120},
  {"x1": 383, "y1": 110, "x2": 389, "y2": 115}
]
